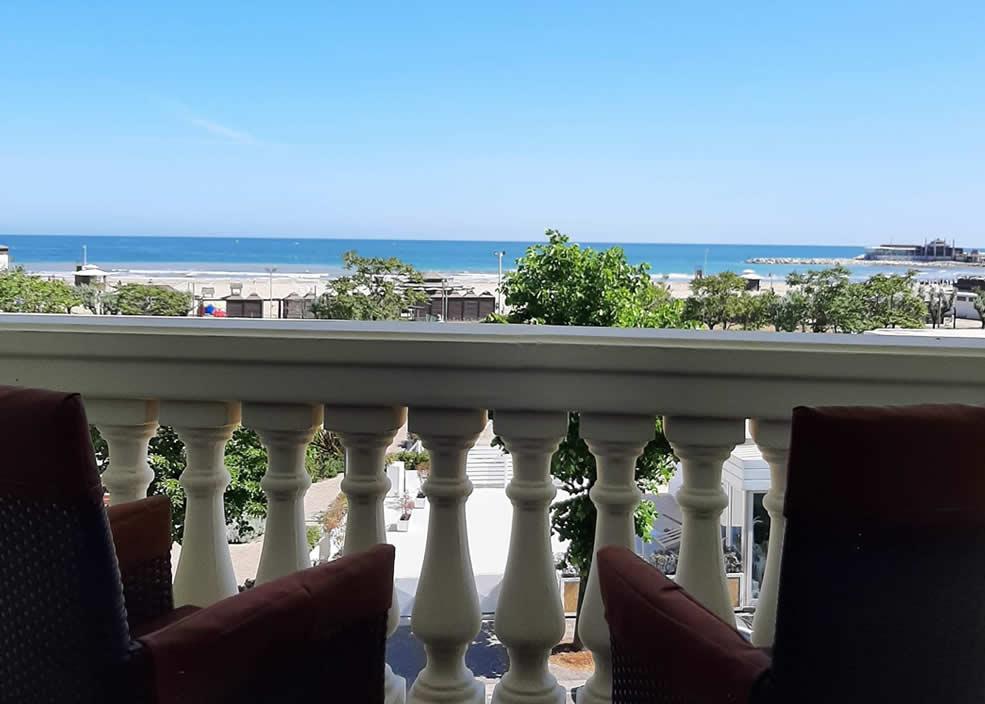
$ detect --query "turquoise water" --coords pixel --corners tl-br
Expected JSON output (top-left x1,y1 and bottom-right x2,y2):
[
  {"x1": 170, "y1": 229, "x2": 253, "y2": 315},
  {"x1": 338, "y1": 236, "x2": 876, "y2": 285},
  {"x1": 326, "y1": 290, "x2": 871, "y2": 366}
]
[{"x1": 1, "y1": 234, "x2": 977, "y2": 281}]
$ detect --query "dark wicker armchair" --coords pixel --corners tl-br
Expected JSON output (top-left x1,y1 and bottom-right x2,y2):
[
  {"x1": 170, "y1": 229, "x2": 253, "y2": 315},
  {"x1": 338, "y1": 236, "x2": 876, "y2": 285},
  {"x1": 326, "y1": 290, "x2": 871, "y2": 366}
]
[
  {"x1": 598, "y1": 405, "x2": 985, "y2": 704},
  {"x1": 0, "y1": 386, "x2": 394, "y2": 704}
]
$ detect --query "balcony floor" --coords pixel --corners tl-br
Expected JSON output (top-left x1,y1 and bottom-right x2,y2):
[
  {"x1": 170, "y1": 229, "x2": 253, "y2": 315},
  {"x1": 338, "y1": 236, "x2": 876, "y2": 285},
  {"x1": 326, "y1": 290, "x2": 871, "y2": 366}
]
[{"x1": 388, "y1": 619, "x2": 590, "y2": 703}]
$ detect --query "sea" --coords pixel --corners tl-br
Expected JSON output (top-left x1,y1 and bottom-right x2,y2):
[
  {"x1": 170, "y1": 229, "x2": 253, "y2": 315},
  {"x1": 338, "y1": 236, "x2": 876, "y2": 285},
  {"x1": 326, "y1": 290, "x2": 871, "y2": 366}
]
[{"x1": 1, "y1": 234, "x2": 979, "y2": 282}]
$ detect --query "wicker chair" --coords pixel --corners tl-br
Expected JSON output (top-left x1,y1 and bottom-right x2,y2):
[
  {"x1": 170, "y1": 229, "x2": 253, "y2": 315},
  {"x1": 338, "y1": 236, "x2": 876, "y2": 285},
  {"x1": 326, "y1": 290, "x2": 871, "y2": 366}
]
[
  {"x1": 598, "y1": 405, "x2": 985, "y2": 704},
  {"x1": 0, "y1": 386, "x2": 394, "y2": 704}
]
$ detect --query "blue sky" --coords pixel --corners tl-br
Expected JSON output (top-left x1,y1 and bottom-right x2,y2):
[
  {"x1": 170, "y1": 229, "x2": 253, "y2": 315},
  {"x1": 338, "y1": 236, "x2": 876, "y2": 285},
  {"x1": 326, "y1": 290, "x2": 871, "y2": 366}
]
[{"x1": 1, "y1": 1, "x2": 983, "y2": 244}]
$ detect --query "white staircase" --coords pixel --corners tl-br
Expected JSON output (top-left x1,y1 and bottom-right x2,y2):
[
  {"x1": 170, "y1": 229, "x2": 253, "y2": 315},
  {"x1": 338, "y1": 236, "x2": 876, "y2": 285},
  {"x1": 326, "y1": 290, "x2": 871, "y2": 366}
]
[{"x1": 466, "y1": 445, "x2": 513, "y2": 488}]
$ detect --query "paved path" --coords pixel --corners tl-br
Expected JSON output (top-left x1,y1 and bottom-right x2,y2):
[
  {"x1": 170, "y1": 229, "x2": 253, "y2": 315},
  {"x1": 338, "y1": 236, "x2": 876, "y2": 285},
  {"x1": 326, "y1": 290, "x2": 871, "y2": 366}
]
[{"x1": 388, "y1": 619, "x2": 590, "y2": 703}]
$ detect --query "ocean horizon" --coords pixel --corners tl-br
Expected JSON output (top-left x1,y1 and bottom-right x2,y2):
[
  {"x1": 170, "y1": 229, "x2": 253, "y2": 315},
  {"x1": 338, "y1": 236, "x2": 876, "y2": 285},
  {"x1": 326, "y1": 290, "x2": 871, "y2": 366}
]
[{"x1": 2, "y1": 234, "x2": 981, "y2": 281}]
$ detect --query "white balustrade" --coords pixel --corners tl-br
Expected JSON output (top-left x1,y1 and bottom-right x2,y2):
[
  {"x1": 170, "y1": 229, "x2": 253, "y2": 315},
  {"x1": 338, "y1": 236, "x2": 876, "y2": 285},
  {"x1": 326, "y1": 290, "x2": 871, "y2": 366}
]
[
  {"x1": 665, "y1": 416, "x2": 745, "y2": 623},
  {"x1": 242, "y1": 403, "x2": 323, "y2": 583},
  {"x1": 324, "y1": 405, "x2": 407, "y2": 704},
  {"x1": 407, "y1": 408, "x2": 487, "y2": 704},
  {"x1": 749, "y1": 418, "x2": 792, "y2": 647},
  {"x1": 160, "y1": 400, "x2": 241, "y2": 607},
  {"x1": 87, "y1": 399, "x2": 159, "y2": 505},
  {"x1": 6, "y1": 316, "x2": 985, "y2": 701},
  {"x1": 491, "y1": 411, "x2": 568, "y2": 704},
  {"x1": 576, "y1": 413, "x2": 655, "y2": 704}
]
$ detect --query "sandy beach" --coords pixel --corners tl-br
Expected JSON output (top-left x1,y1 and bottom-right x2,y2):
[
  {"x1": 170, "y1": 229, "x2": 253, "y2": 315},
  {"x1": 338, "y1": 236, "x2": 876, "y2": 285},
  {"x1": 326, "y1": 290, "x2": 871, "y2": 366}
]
[
  {"x1": 46, "y1": 267, "x2": 795, "y2": 315},
  {"x1": 51, "y1": 268, "x2": 505, "y2": 306}
]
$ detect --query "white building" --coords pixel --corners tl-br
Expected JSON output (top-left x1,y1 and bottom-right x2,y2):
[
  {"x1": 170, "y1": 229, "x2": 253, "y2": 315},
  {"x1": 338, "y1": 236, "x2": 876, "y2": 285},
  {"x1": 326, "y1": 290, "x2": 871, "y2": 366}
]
[
  {"x1": 954, "y1": 292, "x2": 983, "y2": 322},
  {"x1": 0, "y1": 244, "x2": 8, "y2": 271}
]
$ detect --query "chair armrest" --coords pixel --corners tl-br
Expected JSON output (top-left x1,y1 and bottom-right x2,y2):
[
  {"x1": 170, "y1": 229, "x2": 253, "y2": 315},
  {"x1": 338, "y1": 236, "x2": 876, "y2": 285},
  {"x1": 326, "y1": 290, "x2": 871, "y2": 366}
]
[
  {"x1": 137, "y1": 544, "x2": 395, "y2": 704},
  {"x1": 107, "y1": 495, "x2": 175, "y2": 634},
  {"x1": 598, "y1": 546, "x2": 771, "y2": 704}
]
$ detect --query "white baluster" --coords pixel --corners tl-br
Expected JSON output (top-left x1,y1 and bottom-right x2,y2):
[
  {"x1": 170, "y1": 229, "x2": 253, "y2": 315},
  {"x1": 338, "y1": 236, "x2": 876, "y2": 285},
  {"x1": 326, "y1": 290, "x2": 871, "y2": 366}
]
[
  {"x1": 664, "y1": 416, "x2": 744, "y2": 623},
  {"x1": 407, "y1": 408, "x2": 487, "y2": 704},
  {"x1": 576, "y1": 413, "x2": 655, "y2": 704},
  {"x1": 491, "y1": 411, "x2": 567, "y2": 704},
  {"x1": 160, "y1": 401, "x2": 240, "y2": 607},
  {"x1": 749, "y1": 418, "x2": 791, "y2": 647},
  {"x1": 242, "y1": 403, "x2": 323, "y2": 584},
  {"x1": 86, "y1": 399, "x2": 159, "y2": 505},
  {"x1": 324, "y1": 405, "x2": 407, "y2": 704}
]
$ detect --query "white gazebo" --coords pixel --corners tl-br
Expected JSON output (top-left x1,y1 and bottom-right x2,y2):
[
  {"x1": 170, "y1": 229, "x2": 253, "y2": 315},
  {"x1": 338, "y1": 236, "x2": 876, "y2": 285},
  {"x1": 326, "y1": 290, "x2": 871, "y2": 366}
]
[
  {"x1": 74, "y1": 264, "x2": 109, "y2": 288},
  {"x1": 721, "y1": 437, "x2": 771, "y2": 607}
]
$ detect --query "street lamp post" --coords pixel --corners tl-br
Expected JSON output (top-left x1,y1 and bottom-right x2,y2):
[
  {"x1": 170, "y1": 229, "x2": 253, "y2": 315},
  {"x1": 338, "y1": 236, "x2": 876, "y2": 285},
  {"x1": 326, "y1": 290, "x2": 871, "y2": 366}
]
[
  {"x1": 265, "y1": 267, "x2": 277, "y2": 318},
  {"x1": 494, "y1": 250, "x2": 505, "y2": 314}
]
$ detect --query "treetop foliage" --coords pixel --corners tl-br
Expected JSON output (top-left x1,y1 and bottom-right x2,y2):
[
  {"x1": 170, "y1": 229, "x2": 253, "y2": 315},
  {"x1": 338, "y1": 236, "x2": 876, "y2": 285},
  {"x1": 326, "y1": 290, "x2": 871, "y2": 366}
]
[
  {"x1": 501, "y1": 230, "x2": 688, "y2": 329},
  {"x1": 0, "y1": 267, "x2": 81, "y2": 313},
  {"x1": 103, "y1": 283, "x2": 193, "y2": 316},
  {"x1": 312, "y1": 250, "x2": 429, "y2": 320},
  {"x1": 684, "y1": 266, "x2": 929, "y2": 333},
  {"x1": 494, "y1": 229, "x2": 682, "y2": 580}
]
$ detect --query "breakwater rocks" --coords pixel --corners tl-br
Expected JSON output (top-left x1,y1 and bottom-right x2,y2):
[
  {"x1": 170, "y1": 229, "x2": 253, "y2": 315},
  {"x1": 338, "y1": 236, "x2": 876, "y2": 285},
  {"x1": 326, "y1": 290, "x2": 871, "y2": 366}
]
[
  {"x1": 747, "y1": 256, "x2": 985, "y2": 269},
  {"x1": 746, "y1": 257, "x2": 859, "y2": 266}
]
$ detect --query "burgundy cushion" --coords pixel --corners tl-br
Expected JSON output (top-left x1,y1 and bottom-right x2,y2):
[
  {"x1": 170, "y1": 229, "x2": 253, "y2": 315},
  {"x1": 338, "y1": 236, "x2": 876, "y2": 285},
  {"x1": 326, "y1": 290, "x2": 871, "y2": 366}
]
[
  {"x1": 108, "y1": 496, "x2": 178, "y2": 635},
  {"x1": 786, "y1": 405, "x2": 985, "y2": 528},
  {"x1": 598, "y1": 546, "x2": 770, "y2": 703},
  {"x1": 138, "y1": 544, "x2": 395, "y2": 704},
  {"x1": 131, "y1": 604, "x2": 200, "y2": 639},
  {"x1": 0, "y1": 385, "x2": 102, "y2": 502},
  {"x1": 107, "y1": 495, "x2": 173, "y2": 572}
]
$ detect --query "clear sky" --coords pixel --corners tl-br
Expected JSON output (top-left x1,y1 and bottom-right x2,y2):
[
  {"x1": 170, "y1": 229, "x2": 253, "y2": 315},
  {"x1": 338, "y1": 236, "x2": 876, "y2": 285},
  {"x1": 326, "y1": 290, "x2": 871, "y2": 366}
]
[{"x1": 1, "y1": 2, "x2": 983, "y2": 245}]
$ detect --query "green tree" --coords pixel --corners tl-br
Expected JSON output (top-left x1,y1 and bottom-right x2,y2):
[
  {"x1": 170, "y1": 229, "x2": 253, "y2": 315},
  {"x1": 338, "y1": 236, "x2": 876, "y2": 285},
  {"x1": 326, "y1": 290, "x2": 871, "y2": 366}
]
[
  {"x1": 732, "y1": 290, "x2": 773, "y2": 330},
  {"x1": 502, "y1": 230, "x2": 687, "y2": 328},
  {"x1": 764, "y1": 288, "x2": 808, "y2": 332},
  {"x1": 684, "y1": 271, "x2": 747, "y2": 330},
  {"x1": 974, "y1": 289, "x2": 985, "y2": 329},
  {"x1": 496, "y1": 229, "x2": 682, "y2": 648},
  {"x1": 785, "y1": 266, "x2": 867, "y2": 333},
  {"x1": 861, "y1": 271, "x2": 926, "y2": 329},
  {"x1": 145, "y1": 427, "x2": 190, "y2": 542},
  {"x1": 76, "y1": 283, "x2": 107, "y2": 315},
  {"x1": 0, "y1": 267, "x2": 81, "y2": 313},
  {"x1": 312, "y1": 251, "x2": 429, "y2": 320},
  {"x1": 222, "y1": 428, "x2": 270, "y2": 540},
  {"x1": 104, "y1": 283, "x2": 192, "y2": 316},
  {"x1": 924, "y1": 286, "x2": 955, "y2": 329},
  {"x1": 306, "y1": 429, "x2": 346, "y2": 481}
]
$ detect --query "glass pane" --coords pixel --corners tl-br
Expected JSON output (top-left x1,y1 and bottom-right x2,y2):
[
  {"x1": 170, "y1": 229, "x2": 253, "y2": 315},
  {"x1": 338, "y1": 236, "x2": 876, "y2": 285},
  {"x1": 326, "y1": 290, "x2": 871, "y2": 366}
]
[{"x1": 751, "y1": 492, "x2": 771, "y2": 599}]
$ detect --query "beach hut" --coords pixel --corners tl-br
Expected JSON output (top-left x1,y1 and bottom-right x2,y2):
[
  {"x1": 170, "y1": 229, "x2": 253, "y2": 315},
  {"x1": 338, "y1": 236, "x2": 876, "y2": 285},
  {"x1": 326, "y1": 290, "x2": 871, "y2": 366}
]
[
  {"x1": 740, "y1": 269, "x2": 761, "y2": 291},
  {"x1": 417, "y1": 293, "x2": 496, "y2": 321},
  {"x1": 0, "y1": 244, "x2": 8, "y2": 271},
  {"x1": 281, "y1": 293, "x2": 305, "y2": 319},
  {"x1": 280, "y1": 292, "x2": 318, "y2": 319},
  {"x1": 74, "y1": 265, "x2": 109, "y2": 289},
  {"x1": 225, "y1": 293, "x2": 264, "y2": 318}
]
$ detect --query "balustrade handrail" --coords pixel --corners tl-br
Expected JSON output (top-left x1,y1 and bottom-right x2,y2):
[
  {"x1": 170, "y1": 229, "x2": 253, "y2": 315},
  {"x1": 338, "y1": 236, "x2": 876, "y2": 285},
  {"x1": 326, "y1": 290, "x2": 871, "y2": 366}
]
[
  {"x1": 1, "y1": 313, "x2": 983, "y2": 420},
  {"x1": 4, "y1": 312, "x2": 984, "y2": 702}
]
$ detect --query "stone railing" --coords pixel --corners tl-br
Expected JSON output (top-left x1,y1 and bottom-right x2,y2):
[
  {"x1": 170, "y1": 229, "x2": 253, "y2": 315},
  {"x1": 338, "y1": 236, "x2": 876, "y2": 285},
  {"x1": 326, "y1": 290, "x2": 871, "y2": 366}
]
[{"x1": 2, "y1": 314, "x2": 984, "y2": 704}]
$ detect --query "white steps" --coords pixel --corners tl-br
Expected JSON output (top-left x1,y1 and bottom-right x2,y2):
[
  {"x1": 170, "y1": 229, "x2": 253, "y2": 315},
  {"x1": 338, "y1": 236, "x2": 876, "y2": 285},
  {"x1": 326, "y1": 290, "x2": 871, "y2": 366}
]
[{"x1": 466, "y1": 445, "x2": 513, "y2": 489}]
